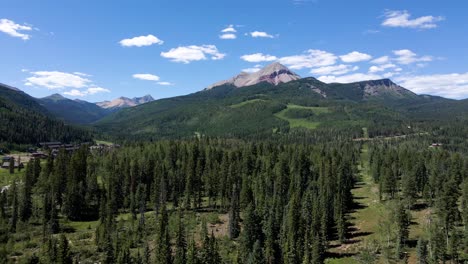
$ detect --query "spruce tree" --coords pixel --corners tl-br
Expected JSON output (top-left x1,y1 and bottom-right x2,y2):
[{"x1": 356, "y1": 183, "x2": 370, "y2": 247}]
[{"x1": 155, "y1": 206, "x2": 171, "y2": 264}]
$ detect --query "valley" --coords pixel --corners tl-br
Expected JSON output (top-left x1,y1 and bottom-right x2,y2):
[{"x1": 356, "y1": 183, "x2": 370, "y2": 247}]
[{"x1": 0, "y1": 63, "x2": 467, "y2": 264}]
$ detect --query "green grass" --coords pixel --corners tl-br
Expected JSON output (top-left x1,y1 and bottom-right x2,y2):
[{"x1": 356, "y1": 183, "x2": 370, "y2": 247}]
[
  {"x1": 325, "y1": 257, "x2": 360, "y2": 264},
  {"x1": 285, "y1": 104, "x2": 331, "y2": 114},
  {"x1": 0, "y1": 167, "x2": 25, "y2": 187},
  {"x1": 95, "y1": 140, "x2": 113, "y2": 145},
  {"x1": 229, "y1": 99, "x2": 266, "y2": 108},
  {"x1": 274, "y1": 104, "x2": 327, "y2": 129}
]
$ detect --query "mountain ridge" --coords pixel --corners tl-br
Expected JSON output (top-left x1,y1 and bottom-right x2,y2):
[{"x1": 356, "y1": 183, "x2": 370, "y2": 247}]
[
  {"x1": 206, "y1": 62, "x2": 301, "y2": 89},
  {"x1": 96, "y1": 94, "x2": 154, "y2": 110}
]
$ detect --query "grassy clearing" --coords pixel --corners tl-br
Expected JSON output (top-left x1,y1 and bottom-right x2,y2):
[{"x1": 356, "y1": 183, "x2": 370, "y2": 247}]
[
  {"x1": 274, "y1": 104, "x2": 329, "y2": 129},
  {"x1": 326, "y1": 144, "x2": 384, "y2": 262},
  {"x1": 229, "y1": 99, "x2": 266, "y2": 108},
  {"x1": 286, "y1": 104, "x2": 331, "y2": 114},
  {"x1": 0, "y1": 167, "x2": 25, "y2": 187}
]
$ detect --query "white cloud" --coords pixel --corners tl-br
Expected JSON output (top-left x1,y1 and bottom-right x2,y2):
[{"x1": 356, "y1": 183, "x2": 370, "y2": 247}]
[
  {"x1": 63, "y1": 89, "x2": 86, "y2": 97},
  {"x1": 371, "y1": 56, "x2": 390, "y2": 64},
  {"x1": 221, "y1": 25, "x2": 236, "y2": 33},
  {"x1": 119, "y1": 34, "x2": 164, "y2": 47},
  {"x1": 242, "y1": 65, "x2": 263, "y2": 73},
  {"x1": 240, "y1": 53, "x2": 277, "y2": 63},
  {"x1": 86, "y1": 87, "x2": 111, "y2": 95},
  {"x1": 310, "y1": 64, "x2": 358, "y2": 75},
  {"x1": 279, "y1": 49, "x2": 337, "y2": 70},
  {"x1": 133, "y1": 73, "x2": 160, "y2": 81},
  {"x1": 395, "y1": 73, "x2": 468, "y2": 99},
  {"x1": 340, "y1": 51, "x2": 372, "y2": 63},
  {"x1": 161, "y1": 45, "x2": 225, "y2": 63},
  {"x1": 393, "y1": 49, "x2": 432, "y2": 65},
  {"x1": 25, "y1": 71, "x2": 91, "y2": 89},
  {"x1": 368, "y1": 63, "x2": 396, "y2": 73},
  {"x1": 219, "y1": 33, "x2": 236, "y2": 39},
  {"x1": 73, "y1": 72, "x2": 91, "y2": 77},
  {"x1": 64, "y1": 87, "x2": 110, "y2": 97},
  {"x1": 318, "y1": 73, "x2": 382, "y2": 83},
  {"x1": 157, "y1": 81, "x2": 174, "y2": 86},
  {"x1": 0, "y1": 18, "x2": 33, "y2": 40},
  {"x1": 382, "y1": 10, "x2": 444, "y2": 29},
  {"x1": 249, "y1": 31, "x2": 274, "y2": 38}
]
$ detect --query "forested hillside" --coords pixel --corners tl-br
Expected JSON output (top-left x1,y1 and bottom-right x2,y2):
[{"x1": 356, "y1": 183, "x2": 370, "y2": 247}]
[
  {"x1": 95, "y1": 78, "x2": 466, "y2": 141},
  {"x1": 0, "y1": 85, "x2": 93, "y2": 151},
  {"x1": 39, "y1": 94, "x2": 110, "y2": 124}
]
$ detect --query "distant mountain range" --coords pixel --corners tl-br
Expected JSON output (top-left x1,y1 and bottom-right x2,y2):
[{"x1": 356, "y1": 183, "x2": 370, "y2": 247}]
[
  {"x1": 96, "y1": 95, "x2": 154, "y2": 110},
  {"x1": 94, "y1": 63, "x2": 468, "y2": 139},
  {"x1": 1, "y1": 62, "x2": 467, "y2": 143},
  {"x1": 38, "y1": 94, "x2": 154, "y2": 124}
]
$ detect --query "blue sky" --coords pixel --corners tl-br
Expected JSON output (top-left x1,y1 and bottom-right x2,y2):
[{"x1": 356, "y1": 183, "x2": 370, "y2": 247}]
[{"x1": 1, "y1": 0, "x2": 467, "y2": 100}]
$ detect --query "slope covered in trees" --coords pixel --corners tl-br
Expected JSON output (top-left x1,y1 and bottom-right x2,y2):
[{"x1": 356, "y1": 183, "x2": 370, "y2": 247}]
[
  {"x1": 0, "y1": 85, "x2": 93, "y2": 150},
  {"x1": 95, "y1": 78, "x2": 466, "y2": 141},
  {"x1": 39, "y1": 94, "x2": 110, "y2": 124}
]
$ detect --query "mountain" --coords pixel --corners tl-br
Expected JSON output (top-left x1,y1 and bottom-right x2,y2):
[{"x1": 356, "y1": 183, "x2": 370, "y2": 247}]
[
  {"x1": 0, "y1": 83, "x2": 50, "y2": 115},
  {"x1": 39, "y1": 94, "x2": 110, "y2": 124},
  {"x1": 96, "y1": 63, "x2": 463, "y2": 140},
  {"x1": 0, "y1": 82, "x2": 21, "y2": 92},
  {"x1": 206, "y1": 62, "x2": 301, "y2": 89},
  {"x1": 0, "y1": 84, "x2": 92, "y2": 147},
  {"x1": 96, "y1": 95, "x2": 154, "y2": 110}
]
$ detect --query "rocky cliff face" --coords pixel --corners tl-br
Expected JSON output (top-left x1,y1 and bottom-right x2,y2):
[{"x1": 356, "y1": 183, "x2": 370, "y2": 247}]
[{"x1": 206, "y1": 62, "x2": 301, "y2": 89}]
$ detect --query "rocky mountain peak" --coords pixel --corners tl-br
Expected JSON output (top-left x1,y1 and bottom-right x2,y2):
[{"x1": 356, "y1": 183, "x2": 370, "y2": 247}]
[{"x1": 206, "y1": 62, "x2": 301, "y2": 90}]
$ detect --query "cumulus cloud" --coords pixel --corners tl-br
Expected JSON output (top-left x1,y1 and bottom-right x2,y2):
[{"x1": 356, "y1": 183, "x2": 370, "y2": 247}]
[
  {"x1": 340, "y1": 51, "x2": 372, "y2": 63},
  {"x1": 133, "y1": 73, "x2": 160, "y2": 81},
  {"x1": 25, "y1": 71, "x2": 91, "y2": 89},
  {"x1": 25, "y1": 70, "x2": 110, "y2": 97},
  {"x1": 249, "y1": 31, "x2": 274, "y2": 38},
  {"x1": 219, "y1": 33, "x2": 236, "y2": 39},
  {"x1": 0, "y1": 18, "x2": 33, "y2": 40},
  {"x1": 368, "y1": 63, "x2": 397, "y2": 73},
  {"x1": 393, "y1": 49, "x2": 432, "y2": 65},
  {"x1": 279, "y1": 49, "x2": 337, "y2": 70},
  {"x1": 221, "y1": 25, "x2": 236, "y2": 33},
  {"x1": 64, "y1": 87, "x2": 110, "y2": 97},
  {"x1": 219, "y1": 25, "x2": 237, "y2": 39},
  {"x1": 371, "y1": 56, "x2": 390, "y2": 64},
  {"x1": 161, "y1": 45, "x2": 225, "y2": 63},
  {"x1": 318, "y1": 73, "x2": 383, "y2": 83},
  {"x1": 119, "y1": 34, "x2": 164, "y2": 47},
  {"x1": 240, "y1": 53, "x2": 277, "y2": 63},
  {"x1": 310, "y1": 64, "x2": 359, "y2": 75},
  {"x1": 395, "y1": 73, "x2": 468, "y2": 99},
  {"x1": 382, "y1": 10, "x2": 444, "y2": 29}
]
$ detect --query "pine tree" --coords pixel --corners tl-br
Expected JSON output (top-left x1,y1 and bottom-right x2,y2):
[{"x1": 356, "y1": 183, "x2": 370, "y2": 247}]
[
  {"x1": 416, "y1": 238, "x2": 428, "y2": 264},
  {"x1": 228, "y1": 184, "x2": 241, "y2": 239},
  {"x1": 19, "y1": 162, "x2": 33, "y2": 222},
  {"x1": 247, "y1": 240, "x2": 264, "y2": 264},
  {"x1": 57, "y1": 234, "x2": 72, "y2": 264},
  {"x1": 174, "y1": 211, "x2": 187, "y2": 264},
  {"x1": 9, "y1": 157, "x2": 14, "y2": 174},
  {"x1": 240, "y1": 203, "x2": 263, "y2": 262},
  {"x1": 155, "y1": 206, "x2": 171, "y2": 264},
  {"x1": 9, "y1": 180, "x2": 18, "y2": 232},
  {"x1": 186, "y1": 237, "x2": 199, "y2": 264}
]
